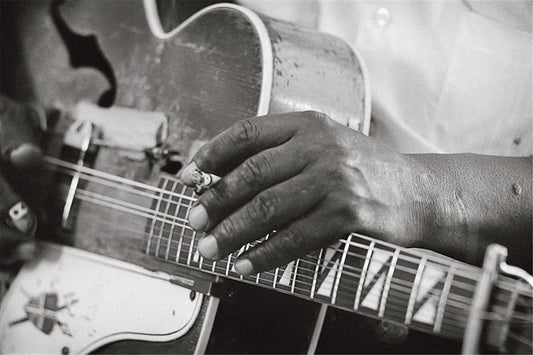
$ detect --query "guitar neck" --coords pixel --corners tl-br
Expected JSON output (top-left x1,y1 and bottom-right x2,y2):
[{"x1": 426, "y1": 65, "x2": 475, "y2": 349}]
[{"x1": 143, "y1": 177, "x2": 482, "y2": 340}]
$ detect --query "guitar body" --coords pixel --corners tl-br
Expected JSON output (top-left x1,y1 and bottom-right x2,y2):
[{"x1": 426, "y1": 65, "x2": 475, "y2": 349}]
[{"x1": 1, "y1": 0, "x2": 369, "y2": 353}]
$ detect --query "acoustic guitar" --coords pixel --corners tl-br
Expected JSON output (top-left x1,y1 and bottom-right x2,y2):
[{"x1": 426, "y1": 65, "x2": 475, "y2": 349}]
[{"x1": 0, "y1": 1, "x2": 530, "y2": 354}]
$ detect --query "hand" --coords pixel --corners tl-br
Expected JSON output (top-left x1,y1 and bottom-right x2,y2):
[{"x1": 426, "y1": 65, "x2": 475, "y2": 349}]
[
  {"x1": 0, "y1": 97, "x2": 43, "y2": 266},
  {"x1": 181, "y1": 111, "x2": 433, "y2": 275}
]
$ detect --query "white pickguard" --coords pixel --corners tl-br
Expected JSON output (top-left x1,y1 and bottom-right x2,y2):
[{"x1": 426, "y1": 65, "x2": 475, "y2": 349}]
[{"x1": 0, "y1": 243, "x2": 203, "y2": 354}]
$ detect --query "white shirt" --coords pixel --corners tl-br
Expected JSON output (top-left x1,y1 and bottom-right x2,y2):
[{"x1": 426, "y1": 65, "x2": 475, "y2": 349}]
[{"x1": 239, "y1": 0, "x2": 532, "y2": 156}]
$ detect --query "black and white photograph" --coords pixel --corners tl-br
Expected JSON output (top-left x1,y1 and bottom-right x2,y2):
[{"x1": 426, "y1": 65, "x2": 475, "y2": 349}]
[{"x1": 0, "y1": 0, "x2": 531, "y2": 353}]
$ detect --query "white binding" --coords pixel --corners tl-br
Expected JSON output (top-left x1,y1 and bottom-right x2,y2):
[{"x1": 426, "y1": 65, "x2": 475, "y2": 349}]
[
  {"x1": 143, "y1": 0, "x2": 273, "y2": 116},
  {"x1": 351, "y1": 44, "x2": 372, "y2": 135}
]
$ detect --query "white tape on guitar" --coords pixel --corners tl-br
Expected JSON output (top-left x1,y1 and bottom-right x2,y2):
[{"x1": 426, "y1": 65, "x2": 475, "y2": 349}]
[{"x1": 0, "y1": 243, "x2": 202, "y2": 354}]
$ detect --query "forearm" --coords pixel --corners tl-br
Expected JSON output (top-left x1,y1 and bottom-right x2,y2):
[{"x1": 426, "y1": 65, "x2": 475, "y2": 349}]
[{"x1": 410, "y1": 154, "x2": 532, "y2": 268}]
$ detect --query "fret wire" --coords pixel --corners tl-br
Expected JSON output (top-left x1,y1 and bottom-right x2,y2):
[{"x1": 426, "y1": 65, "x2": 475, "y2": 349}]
[
  {"x1": 434, "y1": 263, "x2": 456, "y2": 332},
  {"x1": 176, "y1": 195, "x2": 193, "y2": 263},
  {"x1": 187, "y1": 228, "x2": 197, "y2": 266},
  {"x1": 166, "y1": 183, "x2": 186, "y2": 260},
  {"x1": 354, "y1": 241, "x2": 375, "y2": 310},
  {"x1": 311, "y1": 249, "x2": 323, "y2": 299},
  {"x1": 379, "y1": 249, "x2": 400, "y2": 317},
  {"x1": 291, "y1": 258, "x2": 300, "y2": 294},
  {"x1": 332, "y1": 235, "x2": 352, "y2": 305},
  {"x1": 154, "y1": 177, "x2": 170, "y2": 257},
  {"x1": 199, "y1": 253, "x2": 204, "y2": 269},
  {"x1": 240, "y1": 244, "x2": 251, "y2": 281},
  {"x1": 145, "y1": 179, "x2": 165, "y2": 254},
  {"x1": 225, "y1": 254, "x2": 231, "y2": 276},
  {"x1": 156, "y1": 178, "x2": 175, "y2": 258},
  {"x1": 406, "y1": 257, "x2": 427, "y2": 325},
  {"x1": 273, "y1": 266, "x2": 279, "y2": 288}
]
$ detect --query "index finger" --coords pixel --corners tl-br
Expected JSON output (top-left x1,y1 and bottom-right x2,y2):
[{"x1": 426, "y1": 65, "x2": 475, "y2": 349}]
[
  {"x1": 187, "y1": 113, "x2": 305, "y2": 177},
  {"x1": 0, "y1": 97, "x2": 42, "y2": 167}
]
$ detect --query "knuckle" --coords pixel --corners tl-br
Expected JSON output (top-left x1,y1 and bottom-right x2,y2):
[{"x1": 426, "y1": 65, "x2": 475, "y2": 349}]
[
  {"x1": 247, "y1": 191, "x2": 278, "y2": 223},
  {"x1": 217, "y1": 216, "x2": 239, "y2": 242},
  {"x1": 281, "y1": 226, "x2": 306, "y2": 253},
  {"x1": 201, "y1": 181, "x2": 232, "y2": 214},
  {"x1": 257, "y1": 242, "x2": 282, "y2": 269},
  {"x1": 234, "y1": 119, "x2": 260, "y2": 144},
  {"x1": 239, "y1": 154, "x2": 272, "y2": 185}
]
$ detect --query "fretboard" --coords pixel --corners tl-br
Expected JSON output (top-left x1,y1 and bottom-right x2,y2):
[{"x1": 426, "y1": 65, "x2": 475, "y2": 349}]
[{"x1": 143, "y1": 176, "x2": 485, "y2": 340}]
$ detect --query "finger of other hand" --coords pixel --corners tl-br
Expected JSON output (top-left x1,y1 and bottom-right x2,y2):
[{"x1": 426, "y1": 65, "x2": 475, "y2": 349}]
[
  {"x1": 0, "y1": 97, "x2": 42, "y2": 168},
  {"x1": 0, "y1": 225, "x2": 36, "y2": 266},
  {"x1": 189, "y1": 143, "x2": 308, "y2": 231},
  {"x1": 0, "y1": 175, "x2": 37, "y2": 234},
  {"x1": 189, "y1": 114, "x2": 299, "y2": 176},
  {"x1": 233, "y1": 208, "x2": 341, "y2": 275},
  {"x1": 197, "y1": 172, "x2": 324, "y2": 260}
]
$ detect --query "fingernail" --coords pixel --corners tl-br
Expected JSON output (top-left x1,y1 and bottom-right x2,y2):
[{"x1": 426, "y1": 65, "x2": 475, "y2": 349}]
[
  {"x1": 9, "y1": 143, "x2": 42, "y2": 168},
  {"x1": 234, "y1": 259, "x2": 254, "y2": 275},
  {"x1": 181, "y1": 162, "x2": 202, "y2": 186},
  {"x1": 188, "y1": 204, "x2": 208, "y2": 231},
  {"x1": 198, "y1": 235, "x2": 218, "y2": 259},
  {"x1": 16, "y1": 242, "x2": 36, "y2": 261},
  {"x1": 8, "y1": 202, "x2": 36, "y2": 235}
]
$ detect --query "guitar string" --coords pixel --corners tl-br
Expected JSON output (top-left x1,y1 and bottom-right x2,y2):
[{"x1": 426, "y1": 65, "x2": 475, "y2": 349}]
[
  {"x1": 46, "y1": 160, "x2": 533, "y2": 303},
  {"x1": 52, "y1": 193, "x2": 533, "y2": 327},
  {"x1": 506, "y1": 331, "x2": 533, "y2": 348},
  {"x1": 46, "y1": 159, "x2": 521, "y2": 289}
]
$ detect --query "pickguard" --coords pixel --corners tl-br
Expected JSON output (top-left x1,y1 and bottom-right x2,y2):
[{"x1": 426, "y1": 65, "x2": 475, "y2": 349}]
[{"x1": 0, "y1": 243, "x2": 202, "y2": 354}]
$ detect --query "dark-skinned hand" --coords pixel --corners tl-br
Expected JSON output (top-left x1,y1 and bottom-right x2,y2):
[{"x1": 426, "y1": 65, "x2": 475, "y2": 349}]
[
  {"x1": 181, "y1": 111, "x2": 434, "y2": 275},
  {"x1": 0, "y1": 97, "x2": 43, "y2": 267}
]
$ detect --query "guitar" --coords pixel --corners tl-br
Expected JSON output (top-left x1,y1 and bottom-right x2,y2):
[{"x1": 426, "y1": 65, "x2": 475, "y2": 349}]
[{"x1": 0, "y1": 1, "x2": 531, "y2": 353}]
